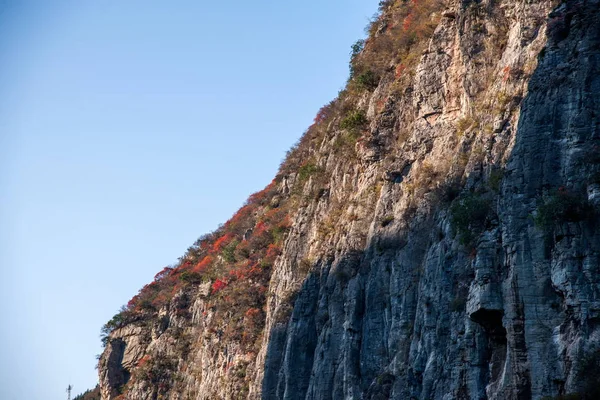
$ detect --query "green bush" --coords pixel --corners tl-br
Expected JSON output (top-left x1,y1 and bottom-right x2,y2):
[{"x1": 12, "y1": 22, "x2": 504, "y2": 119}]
[
  {"x1": 73, "y1": 386, "x2": 100, "y2": 400},
  {"x1": 221, "y1": 240, "x2": 239, "y2": 263},
  {"x1": 350, "y1": 39, "x2": 364, "y2": 59},
  {"x1": 455, "y1": 115, "x2": 479, "y2": 137},
  {"x1": 298, "y1": 162, "x2": 321, "y2": 182},
  {"x1": 340, "y1": 110, "x2": 368, "y2": 132},
  {"x1": 450, "y1": 193, "x2": 491, "y2": 247},
  {"x1": 179, "y1": 271, "x2": 203, "y2": 284},
  {"x1": 534, "y1": 189, "x2": 591, "y2": 230},
  {"x1": 349, "y1": 39, "x2": 365, "y2": 75},
  {"x1": 355, "y1": 70, "x2": 379, "y2": 90},
  {"x1": 100, "y1": 307, "x2": 134, "y2": 347}
]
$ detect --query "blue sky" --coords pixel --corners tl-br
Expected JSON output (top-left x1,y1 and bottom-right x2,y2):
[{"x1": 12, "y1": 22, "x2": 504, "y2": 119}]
[{"x1": 0, "y1": 1, "x2": 378, "y2": 398}]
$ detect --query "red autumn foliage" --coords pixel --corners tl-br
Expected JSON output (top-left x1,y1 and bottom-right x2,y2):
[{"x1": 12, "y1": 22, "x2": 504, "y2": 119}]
[
  {"x1": 375, "y1": 98, "x2": 386, "y2": 113},
  {"x1": 247, "y1": 262, "x2": 262, "y2": 277},
  {"x1": 245, "y1": 307, "x2": 261, "y2": 318},
  {"x1": 229, "y1": 268, "x2": 246, "y2": 280},
  {"x1": 313, "y1": 101, "x2": 334, "y2": 125},
  {"x1": 246, "y1": 180, "x2": 276, "y2": 206},
  {"x1": 211, "y1": 279, "x2": 227, "y2": 293},
  {"x1": 150, "y1": 292, "x2": 169, "y2": 310},
  {"x1": 277, "y1": 214, "x2": 292, "y2": 230},
  {"x1": 153, "y1": 266, "x2": 173, "y2": 281},
  {"x1": 403, "y1": 12, "x2": 415, "y2": 31},
  {"x1": 502, "y1": 66, "x2": 511, "y2": 82},
  {"x1": 127, "y1": 296, "x2": 138, "y2": 310},
  {"x1": 265, "y1": 243, "x2": 281, "y2": 261},
  {"x1": 137, "y1": 355, "x2": 151, "y2": 368},
  {"x1": 254, "y1": 221, "x2": 268, "y2": 236},
  {"x1": 193, "y1": 255, "x2": 213, "y2": 273},
  {"x1": 395, "y1": 64, "x2": 406, "y2": 79},
  {"x1": 224, "y1": 204, "x2": 254, "y2": 231},
  {"x1": 211, "y1": 233, "x2": 233, "y2": 253},
  {"x1": 106, "y1": 168, "x2": 296, "y2": 356}
]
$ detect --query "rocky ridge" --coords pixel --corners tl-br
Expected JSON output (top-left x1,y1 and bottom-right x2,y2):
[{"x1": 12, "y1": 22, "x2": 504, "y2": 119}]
[{"x1": 98, "y1": 0, "x2": 600, "y2": 399}]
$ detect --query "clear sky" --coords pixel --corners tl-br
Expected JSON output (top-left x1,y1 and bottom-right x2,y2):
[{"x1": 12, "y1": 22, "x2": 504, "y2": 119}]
[{"x1": 0, "y1": 1, "x2": 378, "y2": 399}]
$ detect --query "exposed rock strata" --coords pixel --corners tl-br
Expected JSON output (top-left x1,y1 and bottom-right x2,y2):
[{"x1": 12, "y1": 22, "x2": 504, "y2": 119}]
[{"x1": 98, "y1": 1, "x2": 600, "y2": 399}]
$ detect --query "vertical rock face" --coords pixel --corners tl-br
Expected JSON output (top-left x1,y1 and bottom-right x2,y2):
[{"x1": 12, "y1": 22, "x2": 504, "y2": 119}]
[{"x1": 97, "y1": 1, "x2": 600, "y2": 399}]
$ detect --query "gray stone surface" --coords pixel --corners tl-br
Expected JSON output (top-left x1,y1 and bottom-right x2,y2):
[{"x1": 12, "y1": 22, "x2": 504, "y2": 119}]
[{"x1": 98, "y1": 1, "x2": 600, "y2": 399}]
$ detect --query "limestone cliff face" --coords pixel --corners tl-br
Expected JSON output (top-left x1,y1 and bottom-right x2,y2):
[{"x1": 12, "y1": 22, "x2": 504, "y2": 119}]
[{"x1": 98, "y1": 1, "x2": 600, "y2": 399}]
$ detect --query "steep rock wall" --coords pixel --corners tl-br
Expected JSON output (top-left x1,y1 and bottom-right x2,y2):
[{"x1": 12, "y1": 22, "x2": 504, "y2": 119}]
[{"x1": 98, "y1": 1, "x2": 600, "y2": 399}]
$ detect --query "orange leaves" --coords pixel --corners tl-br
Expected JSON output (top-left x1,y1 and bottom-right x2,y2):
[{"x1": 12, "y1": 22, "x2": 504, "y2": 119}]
[
  {"x1": 245, "y1": 307, "x2": 261, "y2": 318},
  {"x1": 375, "y1": 97, "x2": 387, "y2": 114},
  {"x1": 277, "y1": 214, "x2": 292, "y2": 230},
  {"x1": 247, "y1": 180, "x2": 276, "y2": 206},
  {"x1": 211, "y1": 278, "x2": 227, "y2": 293},
  {"x1": 265, "y1": 243, "x2": 281, "y2": 259},
  {"x1": 150, "y1": 292, "x2": 169, "y2": 310},
  {"x1": 247, "y1": 262, "x2": 262, "y2": 276},
  {"x1": 395, "y1": 63, "x2": 406, "y2": 79},
  {"x1": 153, "y1": 266, "x2": 173, "y2": 281},
  {"x1": 261, "y1": 206, "x2": 291, "y2": 231},
  {"x1": 229, "y1": 268, "x2": 246, "y2": 280},
  {"x1": 254, "y1": 221, "x2": 268, "y2": 236},
  {"x1": 127, "y1": 295, "x2": 139, "y2": 310},
  {"x1": 313, "y1": 101, "x2": 335, "y2": 126},
  {"x1": 225, "y1": 204, "x2": 253, "y2": 230},
  {"x1": 136, "y1": 355, "x2": 151, "y2": 368},
  {"x1": 211, "y1": 233, "x2": 233, "y2": 253},
  {"x1": 193, "y1": 255, "x2": 213, "y2": 273},
  {"x1": 228, "y1": 259, "x2": 264, "y2": 282},
  {"x1": 402, "y1": 12, "x2": 414, "y2": 31},
  {"x1": 109, "y1": 174, "x2": 292, "y2": 348},
  {"x1": 502, "y1": 66, "x2": 511, "y2": 82}
]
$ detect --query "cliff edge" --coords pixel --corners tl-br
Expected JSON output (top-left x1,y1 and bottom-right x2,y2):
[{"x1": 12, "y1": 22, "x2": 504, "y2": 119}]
[{"x1": 98, "y1": 1, "x2": 600, "y2": 399}]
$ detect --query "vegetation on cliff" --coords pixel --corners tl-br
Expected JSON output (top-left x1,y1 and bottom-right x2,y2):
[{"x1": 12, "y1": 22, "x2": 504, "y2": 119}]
[
  {"x1": 97, "y1": 0, "x2": 600, "y2": 399},
  {"x1": 100, "y1": 0, "x2": 444, "y2": 350}
]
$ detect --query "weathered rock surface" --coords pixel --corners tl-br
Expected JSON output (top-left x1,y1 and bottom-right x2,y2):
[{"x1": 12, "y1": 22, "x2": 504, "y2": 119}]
[{"x1": 97, "y1": 1, "x2": 600, "y2": 399}]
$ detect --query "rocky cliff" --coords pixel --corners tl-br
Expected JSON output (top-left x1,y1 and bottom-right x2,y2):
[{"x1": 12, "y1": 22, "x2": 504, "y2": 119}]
[{"x1": 97, "y1": 1, "x2": 600, "y2": 399}]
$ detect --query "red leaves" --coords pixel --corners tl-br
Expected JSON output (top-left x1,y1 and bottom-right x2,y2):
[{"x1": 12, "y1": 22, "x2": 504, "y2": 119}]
[
  {"x1": 395, "y1": 63, "x2": 406, "y2": 79},
  {"x1": 247, "y1": 262, "x2": 262, "y2": 276},
  {"x1": 111, "y1": 175, "x2": 292, "y2": 345},
  {"x1": 502, "y1": 66, "x2": 511, "y2": 82},
  {"x1": 313, "y1": 101, "x2": 334, "y2": 125},
  {"x1": 150, "y1": 292, "x2": 169, "y2": 310},
  {"x1": 254, "y1": 221, "x2": 268, "y2": 236},
  {"x1": 228, "y1": 259, "x2": 264, "y2": 281},
  {"x1": 265, "y1": 243, "x2": 281, "y2": 259},
  {"x1": 212, "y1": 233, "x2": 233, "y2": 253},
  {"x1": 225, "y1": 204, "x2": 253, "y2": 232},
  {"x1": 402, "y1": 12, "x2": 414, "y2": 31},
  {"x1": 247, "y1": 180, "x2": 276, "y2": 206},
  {"x1": 127, "y1": 296, "x2": 138, "y2": 310},
  {"x1": 277, "y1": 214, "x2": 292, "y2": 230},
  {"x1": 193, "y1": 255, "x2": 213, "y2": 273},
  {"x1": 245, "y1": 308, "x2": 261, "y2": 318},
  {"x1": 136, "y1": 355, "x2": 151, "y2": 368},
  {"x1": 229, "y1": 268, "x2": 246, "y2": 280},
  {"x1": 211, "y1": 279, "x2": 227, "y2": 293},
  {"x1": 153, "y1": 267, "x2": 173, "y2": 281}
]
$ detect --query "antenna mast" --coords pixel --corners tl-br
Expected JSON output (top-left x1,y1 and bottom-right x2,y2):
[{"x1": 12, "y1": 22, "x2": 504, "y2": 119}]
[{"x1": 66, "y1": 384, "x2": 72, "y2": 400}]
